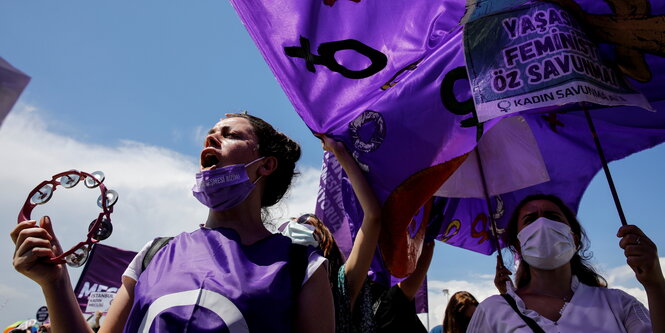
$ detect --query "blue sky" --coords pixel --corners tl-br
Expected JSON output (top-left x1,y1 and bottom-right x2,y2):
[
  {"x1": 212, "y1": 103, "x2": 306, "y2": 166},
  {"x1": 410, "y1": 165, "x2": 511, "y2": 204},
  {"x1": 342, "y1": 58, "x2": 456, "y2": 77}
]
[{"x1": 1, "y1": 1, "x2": 664, "y2": 327}]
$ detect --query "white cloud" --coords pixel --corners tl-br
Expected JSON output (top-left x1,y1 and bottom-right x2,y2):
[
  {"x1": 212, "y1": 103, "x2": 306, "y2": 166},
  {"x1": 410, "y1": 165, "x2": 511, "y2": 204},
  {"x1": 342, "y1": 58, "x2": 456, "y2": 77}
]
[
  {"x1": 600, "y1": 257, "x2": 665, "y2": 306},
  {"x1": 192, "y1": 125, "x2": 207, "y2": 148},
  {"x1": 0, "y1": 105, "x2": 207, "y2": 323},
  {"x1": 0, "y1": 104, "x2": 321, "y2": 324},
  {"x1": 422, "y1": 276, "x2": 498, "y2": 328},
  {"x1": 264, "y1": 165, "x2": 321, "y2": 231}
]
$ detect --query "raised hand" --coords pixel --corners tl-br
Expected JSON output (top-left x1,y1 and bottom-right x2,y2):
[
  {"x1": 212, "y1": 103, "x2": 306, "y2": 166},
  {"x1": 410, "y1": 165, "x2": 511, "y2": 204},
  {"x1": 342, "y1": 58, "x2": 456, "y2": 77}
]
[
  {"x1": 494, "y1": 256, "x2": 513, "y2": 294},
  {"x1": 617, "y1": 225, "x2": 664, "y2": 289},
  {"x1": 11, "y1": 216, "x2": 68, "y2": 287},
  {"x1": 316, "y1": 134, "x2": 346, "y2": 154}
]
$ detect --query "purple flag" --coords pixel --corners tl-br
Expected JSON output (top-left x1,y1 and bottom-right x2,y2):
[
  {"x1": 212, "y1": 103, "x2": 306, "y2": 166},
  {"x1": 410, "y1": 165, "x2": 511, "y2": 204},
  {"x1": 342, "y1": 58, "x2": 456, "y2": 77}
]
[
  {"x1": 0, "y1": 57, "x2": 30, "y2": 126},
  {"x1": 428, "y1": 104, "x2": 665, "y2": 254},
  {"x1": 73, "y1": 244, "x2": 137, "y2": 313},
  {"x1": 231, "y1": 0, "x2": 487, "y2": 277},
  {"x1": 231, "y1": 0, "x2": 665, "y2": 274},
  {"x1": 426, "y1": 0, "x2": 665, "y2": 254},
  {"x1": 415, "y1": 277, "x2": 428, "y2": 314}
]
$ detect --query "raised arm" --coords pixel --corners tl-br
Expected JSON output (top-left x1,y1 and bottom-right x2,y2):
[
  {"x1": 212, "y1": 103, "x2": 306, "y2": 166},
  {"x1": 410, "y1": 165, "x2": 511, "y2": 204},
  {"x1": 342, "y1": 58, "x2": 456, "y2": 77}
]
[
  {"x1": 398, "y1": 241, "x2": 434, "y2": 300},
  {"x1": 11, "y1": 217, "x2": 93, "y2": 333},
  {"x1": 319, "y1": 135, "x2": 382, "y2": 309},
  {"x1": 617, "y1": 224, "x2": 665, "y2": 333}
]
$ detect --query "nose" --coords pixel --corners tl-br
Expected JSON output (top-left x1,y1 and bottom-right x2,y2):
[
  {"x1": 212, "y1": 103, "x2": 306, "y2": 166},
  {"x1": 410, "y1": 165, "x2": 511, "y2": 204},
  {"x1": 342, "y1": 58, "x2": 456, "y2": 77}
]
[{"x1": 205, "y1": 134, "x2": 221, "y2": 149}]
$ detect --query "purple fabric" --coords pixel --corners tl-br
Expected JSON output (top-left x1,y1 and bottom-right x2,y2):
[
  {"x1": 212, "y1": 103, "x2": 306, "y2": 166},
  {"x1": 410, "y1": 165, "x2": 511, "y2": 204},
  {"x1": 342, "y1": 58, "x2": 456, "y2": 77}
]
[
  {"x1": 0, "y1": 57, "x2": 30, "y2": 126},
  {"x1": 230, "y1": 0, "x2": 481, "y2": 204},
  {"x1": 315, "y1": 151, "x2": 354, "y2": 258},
  {"x1": 192, "y1": 163, "x2": 257, "y2": 211},
  {"x1": 430, "y1": 103, "x2": 665, "y2": 254},
  {"x1": 415, "y1": 278, "x2": 428, "y2": 314},
  {"x1": 231, "y1": 0, "x2": 665, "y2": 261},
  {"x1": 73, "y1": 244, "x2": 137, "y2": 313},
  {"x1": 123, "y1": 227, "x2": 300, "y2": 332}
]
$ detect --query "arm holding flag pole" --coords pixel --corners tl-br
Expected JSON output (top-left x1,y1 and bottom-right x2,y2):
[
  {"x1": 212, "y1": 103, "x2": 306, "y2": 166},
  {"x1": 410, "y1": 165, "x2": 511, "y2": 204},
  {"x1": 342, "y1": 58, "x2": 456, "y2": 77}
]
[
  {"x1": 617, "y1": 224, "x2": 665, "y2": 333},
  {"x1": 318, "y1": 134, "x2": 382, "y2": 310}
]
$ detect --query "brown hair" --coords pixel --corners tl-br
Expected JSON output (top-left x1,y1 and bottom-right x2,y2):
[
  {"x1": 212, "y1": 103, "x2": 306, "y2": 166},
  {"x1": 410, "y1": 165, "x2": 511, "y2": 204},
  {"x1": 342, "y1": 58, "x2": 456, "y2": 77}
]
[
  {"x1": 443, "y1": 291, "x2": 478, "y2": 333},
  {"x1": 227, "y1": 113, "x2": 301, "y2": 207},
  {"x1": 507, "y1": 194, "x2": 607, "y2": 288}
]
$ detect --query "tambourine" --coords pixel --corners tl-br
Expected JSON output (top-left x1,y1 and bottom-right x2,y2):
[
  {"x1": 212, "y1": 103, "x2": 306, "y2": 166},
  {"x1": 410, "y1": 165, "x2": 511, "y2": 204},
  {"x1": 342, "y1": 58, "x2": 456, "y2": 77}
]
[{"x1": 17, "y1": 170, "x2": 118, "y2": 267}]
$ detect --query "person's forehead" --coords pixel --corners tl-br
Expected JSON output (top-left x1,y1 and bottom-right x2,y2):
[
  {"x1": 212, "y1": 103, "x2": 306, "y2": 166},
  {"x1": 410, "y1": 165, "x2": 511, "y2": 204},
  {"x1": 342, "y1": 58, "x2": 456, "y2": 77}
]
[
  {"x1": 211, "y1": 117, "x2": 256, "y2": 135},
  {"x1": 519, "y1": 199, "x2": 563, "y2": 215}
]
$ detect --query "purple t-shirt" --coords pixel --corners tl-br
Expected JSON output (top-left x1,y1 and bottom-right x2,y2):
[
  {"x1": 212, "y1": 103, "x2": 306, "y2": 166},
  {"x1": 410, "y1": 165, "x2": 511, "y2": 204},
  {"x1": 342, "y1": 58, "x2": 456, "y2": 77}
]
[{"x1": 123, "y1": 227, "x2": 316, "y2": 332}]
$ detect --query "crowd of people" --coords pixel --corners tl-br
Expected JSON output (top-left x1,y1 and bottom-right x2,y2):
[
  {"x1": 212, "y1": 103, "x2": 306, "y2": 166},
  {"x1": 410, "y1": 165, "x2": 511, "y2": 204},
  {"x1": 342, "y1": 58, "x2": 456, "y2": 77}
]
[{"x1": 10, "y1": 113, "x2": 664, "y2": 332}]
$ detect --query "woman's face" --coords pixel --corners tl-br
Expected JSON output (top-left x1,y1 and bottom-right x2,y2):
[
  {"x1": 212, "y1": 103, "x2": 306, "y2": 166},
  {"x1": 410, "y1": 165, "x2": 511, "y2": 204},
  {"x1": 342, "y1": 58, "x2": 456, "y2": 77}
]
[
  {"x1": 516, "y1": 199, "x2": 570, "y2": 233},
  {"x1": 200, "y1": 117, "x2": 260, "y2": 171}
]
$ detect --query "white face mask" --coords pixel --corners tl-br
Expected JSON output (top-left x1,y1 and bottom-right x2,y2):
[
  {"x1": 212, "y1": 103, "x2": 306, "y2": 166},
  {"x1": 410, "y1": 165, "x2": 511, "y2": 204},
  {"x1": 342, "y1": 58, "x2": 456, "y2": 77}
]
[
  {"x1": 280, "y1": 221, "x2": 319, "y2": 247},
  {"x1": 517, "y1": 217, "x2": 576, "y2": 270}
]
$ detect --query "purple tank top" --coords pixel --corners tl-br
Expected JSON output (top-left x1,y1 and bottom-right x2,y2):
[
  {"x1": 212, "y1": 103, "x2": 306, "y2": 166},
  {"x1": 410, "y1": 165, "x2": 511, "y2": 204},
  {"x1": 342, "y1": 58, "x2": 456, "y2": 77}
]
[{"x1": 123, "y1": 227, "x2": 301, "y2": 332}]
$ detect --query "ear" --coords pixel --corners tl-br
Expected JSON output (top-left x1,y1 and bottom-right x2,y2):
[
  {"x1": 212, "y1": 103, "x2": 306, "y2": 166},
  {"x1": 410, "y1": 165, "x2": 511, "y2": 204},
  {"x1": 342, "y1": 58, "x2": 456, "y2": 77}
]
[
  {"x1": 573, "y1": 234, "x2": 581, "y2": 250},
  {"x1": 257, "y1": 156, "x2": 278, "y2": 177}
]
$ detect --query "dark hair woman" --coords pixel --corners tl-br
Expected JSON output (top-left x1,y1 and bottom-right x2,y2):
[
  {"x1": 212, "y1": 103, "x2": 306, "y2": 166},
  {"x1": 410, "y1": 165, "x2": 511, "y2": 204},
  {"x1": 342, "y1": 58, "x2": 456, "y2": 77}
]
[
  {"x1": 468, "y1": 194, "x2": 664, "y2": 332},
  {"x1": 11, "y1": 114, "x2": 334, "y2": 333},
  {"x1": 443, "y1": 291, "x2": 478, "y2": 333}
]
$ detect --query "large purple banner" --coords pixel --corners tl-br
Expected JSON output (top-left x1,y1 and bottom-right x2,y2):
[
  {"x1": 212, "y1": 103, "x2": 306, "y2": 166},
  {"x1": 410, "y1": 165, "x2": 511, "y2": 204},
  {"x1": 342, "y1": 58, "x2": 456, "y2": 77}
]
[
  {"x1": 232, "y1": 0, "x2": 486, "y2": 277},
  {"x1": 231, "y1": 0, "x2": 665, "y2": 276},
  {"x1": 0, "y1": 57, "x2": 30, "y2": 126},
  {"x1": 73, "y1": 244, "x2": 137, "y2": 313}
]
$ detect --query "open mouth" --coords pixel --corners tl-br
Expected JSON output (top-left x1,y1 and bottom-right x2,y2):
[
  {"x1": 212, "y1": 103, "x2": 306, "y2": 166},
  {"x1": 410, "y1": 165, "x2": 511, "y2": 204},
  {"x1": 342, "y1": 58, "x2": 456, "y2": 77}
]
[{"x1": 200, "y1": 148, "x2": 221, "y2": 170}]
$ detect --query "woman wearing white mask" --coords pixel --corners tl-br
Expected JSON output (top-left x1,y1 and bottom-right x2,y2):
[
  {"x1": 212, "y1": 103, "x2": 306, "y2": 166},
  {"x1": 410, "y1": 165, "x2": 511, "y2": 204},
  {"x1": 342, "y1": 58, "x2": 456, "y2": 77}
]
[
  {"x1": 282, "y1": 134, "x2": 383, "y2": 333},
  {"x1": 468, "y1": 194, "x2": 664, "y2": 333}
]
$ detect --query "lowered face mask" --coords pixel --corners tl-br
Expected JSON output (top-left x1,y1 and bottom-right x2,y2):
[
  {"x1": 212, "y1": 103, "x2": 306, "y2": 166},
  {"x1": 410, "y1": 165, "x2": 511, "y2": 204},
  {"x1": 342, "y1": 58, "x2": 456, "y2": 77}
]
[
  {"x1": 192, "y1": 157, "x2": 264, "y2": 211},
  {"x1": 517, "y1": 217, "x2": 576, "y2": 270},
  {"x1": 280, "y1": 221, "x2": 319, "y2": 247}
]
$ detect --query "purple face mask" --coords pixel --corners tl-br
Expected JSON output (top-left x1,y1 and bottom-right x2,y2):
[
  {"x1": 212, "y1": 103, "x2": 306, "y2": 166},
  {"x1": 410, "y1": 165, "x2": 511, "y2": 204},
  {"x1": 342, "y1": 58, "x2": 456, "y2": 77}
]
[{"x1": 192, "y1": 157, "x2": 264, "y2": 211}]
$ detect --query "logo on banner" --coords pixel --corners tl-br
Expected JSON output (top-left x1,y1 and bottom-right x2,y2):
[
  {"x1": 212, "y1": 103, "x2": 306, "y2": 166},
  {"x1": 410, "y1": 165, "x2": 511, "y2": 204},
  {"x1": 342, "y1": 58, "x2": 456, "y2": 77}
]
[
  {"x1": 285, "y1": 37, "x2": 387, "y2": 79},
  {"x1": 497, "y1": 100, "x2": 511, "y2": 113}
]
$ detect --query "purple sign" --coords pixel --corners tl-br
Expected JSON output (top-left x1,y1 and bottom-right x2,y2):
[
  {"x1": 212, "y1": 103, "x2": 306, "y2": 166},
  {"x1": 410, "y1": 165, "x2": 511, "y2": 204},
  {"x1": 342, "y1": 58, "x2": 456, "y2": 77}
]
[
  {"x1": 0, "y1": 57, "x2": 30, "y2": 126},
  {"x1": 73, "y1": 244, "x2": 137, "y2": 313},
  {"x1": 464, "y1": 1, "x2": 653, "y2": 122}
]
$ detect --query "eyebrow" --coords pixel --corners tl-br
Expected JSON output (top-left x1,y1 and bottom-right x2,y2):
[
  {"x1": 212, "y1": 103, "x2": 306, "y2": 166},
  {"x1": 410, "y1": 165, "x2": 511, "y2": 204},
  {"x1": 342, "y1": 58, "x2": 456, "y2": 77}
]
[
  {"x1": 521, "y1": 209, "x2": 563, "y2": 220},
  {"x1": 207, "y1": 125, "x2": 229, "y2": 135},
  {"x1": 521, "y1": 212, "x2": 538, "y2": 221}
]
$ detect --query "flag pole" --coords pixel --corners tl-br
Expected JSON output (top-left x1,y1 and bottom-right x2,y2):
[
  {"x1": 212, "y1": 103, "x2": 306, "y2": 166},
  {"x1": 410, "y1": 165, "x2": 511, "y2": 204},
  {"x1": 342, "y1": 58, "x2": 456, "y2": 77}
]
[
  {"x1": 582, "y1": 108, "x2": 628, "y2": 226},
  {"x1": 473, "y1": 146, "x2": 506, "y2": 266}
]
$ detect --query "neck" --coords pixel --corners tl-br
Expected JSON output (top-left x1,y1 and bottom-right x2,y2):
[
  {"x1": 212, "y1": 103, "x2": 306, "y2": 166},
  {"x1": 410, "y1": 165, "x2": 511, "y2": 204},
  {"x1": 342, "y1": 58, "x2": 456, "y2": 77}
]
[
  {"x1": 204, "y1": 192, "x2": 270, "y2": 245},
  {"x1": 522, "y1": 263, "x2": 573, "y2": 299}
]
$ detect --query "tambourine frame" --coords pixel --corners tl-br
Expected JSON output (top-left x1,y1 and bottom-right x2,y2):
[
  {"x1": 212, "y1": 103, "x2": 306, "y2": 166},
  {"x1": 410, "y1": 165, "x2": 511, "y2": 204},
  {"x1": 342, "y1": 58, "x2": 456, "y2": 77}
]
[{"x1": 17, "y1": 170, "x2": 114, "y2": 265}]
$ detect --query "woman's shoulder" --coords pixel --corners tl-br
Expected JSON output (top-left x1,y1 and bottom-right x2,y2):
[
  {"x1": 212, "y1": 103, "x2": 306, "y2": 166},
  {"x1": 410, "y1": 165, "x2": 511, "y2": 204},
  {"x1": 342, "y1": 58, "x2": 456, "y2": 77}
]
[
  {"x1": 478, "y1": 294, "x2": 510, "y2": 308},
  {"x1": 469, "y1": 294, "x2": 512, "y2": 321},
  {"x1": 467, "y1": 294, "x2": 512, "y2": 332},
  {"x1": 578, "y1": 282, "x2": 641, "y2": 303}
]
